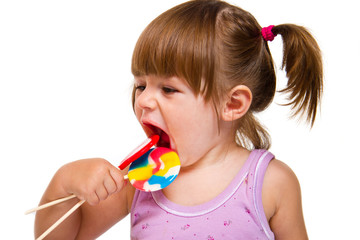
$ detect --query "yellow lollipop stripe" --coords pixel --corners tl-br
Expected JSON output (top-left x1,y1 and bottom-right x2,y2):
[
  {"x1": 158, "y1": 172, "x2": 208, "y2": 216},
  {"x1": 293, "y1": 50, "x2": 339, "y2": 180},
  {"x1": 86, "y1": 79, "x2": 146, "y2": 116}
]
[
  {"x1": 154, "y1": 151, "x2": 180, "y2": 177},
  {"x1": 128, "y1": 165, "x2": 153, "y2": 181}
]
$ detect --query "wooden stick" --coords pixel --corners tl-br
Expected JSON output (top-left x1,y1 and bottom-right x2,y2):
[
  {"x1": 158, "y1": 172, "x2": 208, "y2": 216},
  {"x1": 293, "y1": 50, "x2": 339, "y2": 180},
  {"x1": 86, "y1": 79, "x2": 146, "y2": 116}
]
[
  {"x1": 36, "y1": 200, "x2": 85, "y2": 240},
  {"x1": 25, "y1": 194, "x2": 77, "y2": 215}
]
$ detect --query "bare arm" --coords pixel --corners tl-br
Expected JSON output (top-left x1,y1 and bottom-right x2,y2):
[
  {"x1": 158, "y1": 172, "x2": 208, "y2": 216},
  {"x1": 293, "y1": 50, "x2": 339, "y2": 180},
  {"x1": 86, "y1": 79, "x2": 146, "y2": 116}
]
[
  {"x1": 35, "y1": 158, "x2": 132, "y2": 239},
  {"x1": 262, "y1": 159, "x2": 308, "y2": 240}
]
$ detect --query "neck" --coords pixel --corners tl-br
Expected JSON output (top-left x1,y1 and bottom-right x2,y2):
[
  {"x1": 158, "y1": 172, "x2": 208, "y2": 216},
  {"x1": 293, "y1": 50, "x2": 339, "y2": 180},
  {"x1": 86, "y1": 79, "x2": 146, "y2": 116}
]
[
  {"x1": 163, "y1": 139, "x2": 250, "y2": 206},
  {"x1": 181, "y1": 137, "x2": 244, "y2": 173}
]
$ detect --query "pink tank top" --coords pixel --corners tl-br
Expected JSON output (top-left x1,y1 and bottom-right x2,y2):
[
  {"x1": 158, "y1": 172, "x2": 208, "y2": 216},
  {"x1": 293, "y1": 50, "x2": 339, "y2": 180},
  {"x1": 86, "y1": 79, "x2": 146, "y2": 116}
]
[{"x1": 130, "y1": 149, "x2": 275, "y2": 240}]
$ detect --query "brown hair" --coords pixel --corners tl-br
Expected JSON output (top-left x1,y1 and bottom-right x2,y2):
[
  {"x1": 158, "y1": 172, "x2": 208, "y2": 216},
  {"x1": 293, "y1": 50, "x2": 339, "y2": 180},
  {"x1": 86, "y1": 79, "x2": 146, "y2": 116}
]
[{"x1": 131, "y1": 0, "x2": 323, "y2": 150}]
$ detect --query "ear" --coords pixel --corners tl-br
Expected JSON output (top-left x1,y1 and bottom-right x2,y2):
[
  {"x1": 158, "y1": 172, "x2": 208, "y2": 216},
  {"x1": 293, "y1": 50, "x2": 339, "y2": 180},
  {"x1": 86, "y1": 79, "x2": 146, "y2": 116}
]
[{"x1": 221, "y1": 85, "x2": 252, "y2": 121}]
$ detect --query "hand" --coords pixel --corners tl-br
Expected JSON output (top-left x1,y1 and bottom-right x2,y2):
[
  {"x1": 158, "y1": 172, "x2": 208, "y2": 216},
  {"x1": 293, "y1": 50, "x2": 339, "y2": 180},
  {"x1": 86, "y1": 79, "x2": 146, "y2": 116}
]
[{"x1": 58, "y1": 158, "x2": 126, "y2": 205}]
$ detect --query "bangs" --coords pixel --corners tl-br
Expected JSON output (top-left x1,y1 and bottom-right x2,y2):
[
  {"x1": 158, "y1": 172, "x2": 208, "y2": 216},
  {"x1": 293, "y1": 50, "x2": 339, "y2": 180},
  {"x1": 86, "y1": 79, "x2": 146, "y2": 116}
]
[{"x1": 131, "y1": 1, "x2": 222, "y2": 99}]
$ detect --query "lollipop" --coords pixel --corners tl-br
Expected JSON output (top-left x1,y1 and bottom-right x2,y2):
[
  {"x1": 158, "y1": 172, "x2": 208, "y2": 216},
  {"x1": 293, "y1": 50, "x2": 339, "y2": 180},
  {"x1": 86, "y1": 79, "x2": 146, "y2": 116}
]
[
  {"x1": 127, "y1": 147, "x2": 181, "y2": 191},
  {"x1": 119, "y1": 135, "x2": 181, "y2": 192}
]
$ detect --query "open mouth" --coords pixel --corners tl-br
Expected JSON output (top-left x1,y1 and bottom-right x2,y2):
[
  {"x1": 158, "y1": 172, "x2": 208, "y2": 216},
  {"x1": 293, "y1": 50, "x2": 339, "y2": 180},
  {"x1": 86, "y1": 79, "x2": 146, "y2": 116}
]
[{"x1": 144, "y1": 123, "x2": 171, "y2": 149}]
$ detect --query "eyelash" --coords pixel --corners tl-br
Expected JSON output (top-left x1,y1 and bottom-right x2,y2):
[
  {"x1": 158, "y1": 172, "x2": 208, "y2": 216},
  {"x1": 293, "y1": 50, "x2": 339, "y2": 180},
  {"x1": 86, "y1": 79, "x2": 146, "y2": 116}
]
[
  {"x1": 162, "y1": 87, "x2": 178, "y2": 94},
  {"x1": 134, "y1": 85, "x2": 178, "y2": 94}
]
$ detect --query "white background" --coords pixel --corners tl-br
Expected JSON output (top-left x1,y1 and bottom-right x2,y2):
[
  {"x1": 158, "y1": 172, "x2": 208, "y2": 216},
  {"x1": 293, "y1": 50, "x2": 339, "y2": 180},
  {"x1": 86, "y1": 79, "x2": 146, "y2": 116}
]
[{"x1": 1, "y1": 0, "x2": 359, "y2": 239}]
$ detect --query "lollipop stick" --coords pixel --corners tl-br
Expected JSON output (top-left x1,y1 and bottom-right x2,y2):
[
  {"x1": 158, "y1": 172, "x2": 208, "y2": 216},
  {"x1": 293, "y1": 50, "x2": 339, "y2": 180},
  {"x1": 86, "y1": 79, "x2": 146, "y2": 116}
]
[
  {"x1": 25, "y1": 194, "x2": 77, "y2": 215},
  {"x1": 36, "y1": 199, "x2": 85, "y2": 240}
]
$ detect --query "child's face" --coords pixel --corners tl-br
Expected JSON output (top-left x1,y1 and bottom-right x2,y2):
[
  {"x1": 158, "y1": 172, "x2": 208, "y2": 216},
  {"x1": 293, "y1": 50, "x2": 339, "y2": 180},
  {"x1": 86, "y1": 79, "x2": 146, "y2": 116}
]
[{"x1": 133, "y1": 75, "x2": 221, "y2": 167}]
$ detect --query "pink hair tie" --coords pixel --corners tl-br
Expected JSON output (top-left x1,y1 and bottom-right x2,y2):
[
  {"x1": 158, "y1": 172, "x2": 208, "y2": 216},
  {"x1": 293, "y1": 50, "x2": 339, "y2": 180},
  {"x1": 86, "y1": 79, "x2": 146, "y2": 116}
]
[{"x1": 261, "y1": 25, "x2": 276, "y2": 41}]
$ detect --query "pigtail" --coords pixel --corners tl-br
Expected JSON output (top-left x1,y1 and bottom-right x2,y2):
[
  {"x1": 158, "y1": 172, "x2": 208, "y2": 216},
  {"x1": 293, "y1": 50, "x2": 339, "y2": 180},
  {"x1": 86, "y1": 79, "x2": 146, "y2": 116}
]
[
  {"x1": 272, "y1": 24, "x2": 323, "y2": 126},
  {"x1": 236, "y1": 113, "x2": 271, "y2": 150}
]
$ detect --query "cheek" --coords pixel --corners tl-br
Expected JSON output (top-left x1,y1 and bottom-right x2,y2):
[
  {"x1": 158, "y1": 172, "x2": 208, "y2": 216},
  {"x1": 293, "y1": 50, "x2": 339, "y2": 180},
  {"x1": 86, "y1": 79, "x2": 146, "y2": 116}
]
[
  {"x1": 170, "y1": 103, "x2": 217, "y2": 144},
  {"x1": 168, "y1": 106, "x2": 198, "y2": 130}
]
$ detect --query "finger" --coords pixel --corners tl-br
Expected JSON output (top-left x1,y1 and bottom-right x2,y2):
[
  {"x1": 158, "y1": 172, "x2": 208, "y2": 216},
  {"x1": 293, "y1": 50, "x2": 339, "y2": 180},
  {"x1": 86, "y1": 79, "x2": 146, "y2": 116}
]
[
  {"x1": 95, "y1": 184, "x2": 109, "y2": 202},
  {"x1": 87, "y1": 191, "x2": 100, "y2": 206},
  {"x1": 109, "y1": 167, "x2": 126, "y2": 192},
  {"x1": 103, "y1": 172, "x2": 117, "y2": 195}
]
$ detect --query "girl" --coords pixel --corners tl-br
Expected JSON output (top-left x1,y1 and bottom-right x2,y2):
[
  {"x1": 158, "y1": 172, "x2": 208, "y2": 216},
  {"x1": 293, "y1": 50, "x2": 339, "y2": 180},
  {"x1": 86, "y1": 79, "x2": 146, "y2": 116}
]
[{"x1": 35, "y1": 0, "x2": 322, "y2": 239}]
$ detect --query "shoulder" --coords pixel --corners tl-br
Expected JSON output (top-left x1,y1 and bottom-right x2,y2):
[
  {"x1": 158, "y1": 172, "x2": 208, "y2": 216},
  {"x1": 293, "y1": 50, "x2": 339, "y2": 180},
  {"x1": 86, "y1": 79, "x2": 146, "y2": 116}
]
[
  {"x1": 262, "y1": 158, "x2": 308, "y2": 239},
  {"x1": 264, "y1": 159, "x2": 301, "y2": 196},
  {"x1": 262, "y1": 159, "x2": 299, "y2": 220}
]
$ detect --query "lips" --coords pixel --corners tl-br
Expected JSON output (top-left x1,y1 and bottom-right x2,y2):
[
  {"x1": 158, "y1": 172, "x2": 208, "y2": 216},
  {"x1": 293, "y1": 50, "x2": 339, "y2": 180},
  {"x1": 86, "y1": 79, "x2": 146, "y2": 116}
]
[{"x1": 143, "y1": 123, "x2": 171, "y2": 148}]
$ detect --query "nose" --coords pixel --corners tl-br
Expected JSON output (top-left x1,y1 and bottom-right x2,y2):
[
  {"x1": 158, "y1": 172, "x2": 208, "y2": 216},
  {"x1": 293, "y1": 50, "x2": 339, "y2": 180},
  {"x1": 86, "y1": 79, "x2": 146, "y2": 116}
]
[{"x1": 135, "y1": 87, "x2": 157, "y2": 111}]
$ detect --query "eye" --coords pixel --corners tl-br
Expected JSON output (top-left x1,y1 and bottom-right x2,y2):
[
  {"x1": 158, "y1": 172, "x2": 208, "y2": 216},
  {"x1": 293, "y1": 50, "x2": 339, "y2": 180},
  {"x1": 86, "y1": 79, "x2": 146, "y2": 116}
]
[
  {"x1": 162, "y1": 86, "x2": 178, "y2": 94},
  {"x1": 135, "y1": 85, "x2": 146, "y2": 92}
]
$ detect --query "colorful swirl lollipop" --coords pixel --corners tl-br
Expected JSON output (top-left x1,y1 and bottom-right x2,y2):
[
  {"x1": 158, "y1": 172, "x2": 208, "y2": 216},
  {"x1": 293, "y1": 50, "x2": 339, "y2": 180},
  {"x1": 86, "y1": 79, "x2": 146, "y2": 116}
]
[
  {"x1": 127, "y1": 147, "x2": 181, "y2": 191},
  {"x1": 119, "y1": 135, "x2": 181, "y2": 192}
]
